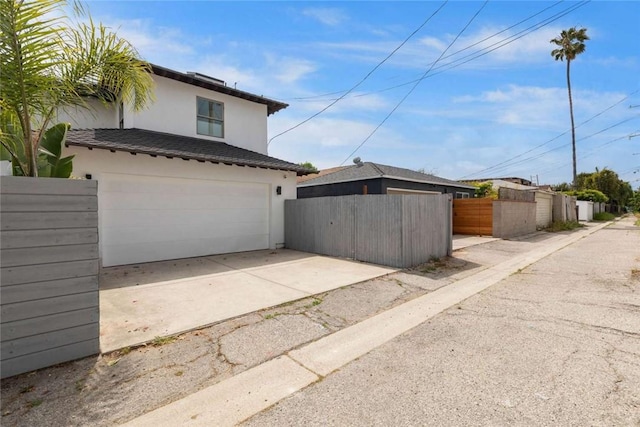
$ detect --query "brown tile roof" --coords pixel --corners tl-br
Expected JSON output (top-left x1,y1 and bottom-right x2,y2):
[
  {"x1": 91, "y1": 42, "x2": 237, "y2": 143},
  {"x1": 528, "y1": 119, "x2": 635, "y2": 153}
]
[{"x1": 65, "y1": 128, "x2": 310, "y2": 175}]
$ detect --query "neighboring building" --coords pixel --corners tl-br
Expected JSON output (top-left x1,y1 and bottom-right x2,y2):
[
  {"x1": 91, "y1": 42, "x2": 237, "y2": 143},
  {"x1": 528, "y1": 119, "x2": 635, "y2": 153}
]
[
  {"x1": 297, "y1": 162, "x2": 475, "y2": 199},
  {"x1": 487, "y1": 179, "x2": 555, "y2": 229},
  {"x1": 460, "y1": 177, "x2": 533, "y2": 186},
  {"x1": 61, "y1": 64, "x2": 308, "y2": 267}
]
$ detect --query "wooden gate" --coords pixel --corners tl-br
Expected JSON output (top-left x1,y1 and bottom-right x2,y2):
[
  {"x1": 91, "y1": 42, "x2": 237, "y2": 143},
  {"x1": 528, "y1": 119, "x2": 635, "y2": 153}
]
[{"x1": 453, "y1": 198, "x2": 493, "y2": 235}]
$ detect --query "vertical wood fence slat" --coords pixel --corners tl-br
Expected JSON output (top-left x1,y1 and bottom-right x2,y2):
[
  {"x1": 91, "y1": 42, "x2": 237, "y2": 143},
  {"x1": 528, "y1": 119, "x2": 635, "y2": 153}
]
[{"x1": 286, "y1": 194, "x2": 451, "y2": 268}]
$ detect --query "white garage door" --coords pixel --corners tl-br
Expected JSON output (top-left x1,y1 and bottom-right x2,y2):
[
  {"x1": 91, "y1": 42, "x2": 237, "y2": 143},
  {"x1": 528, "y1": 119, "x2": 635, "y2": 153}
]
[
  {"x1": 99, "y1": 173, "x2": 269, "y2": 266},
  {"x1": 535, "y1": 193, "x2": 553, "y2": 229}
]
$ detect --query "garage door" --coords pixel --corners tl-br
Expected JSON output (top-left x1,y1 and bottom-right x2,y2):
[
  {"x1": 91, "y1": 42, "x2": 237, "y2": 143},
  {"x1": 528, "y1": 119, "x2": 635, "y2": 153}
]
[
  {"x1": 99, "y1": 173, "x2": 269, "y2": 266},
  {"x1": 535, "y1": 193, "x2": 553, "y2": 229}
]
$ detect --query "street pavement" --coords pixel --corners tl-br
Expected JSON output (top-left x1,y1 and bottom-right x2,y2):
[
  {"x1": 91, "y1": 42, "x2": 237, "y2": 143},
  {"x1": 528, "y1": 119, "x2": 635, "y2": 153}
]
[
  {"x1": 241, "y1": 217, "x2": 640, "y2": 426},
  {"x1": 2, "y1": 218, "x2": 637, "y2": 427}
]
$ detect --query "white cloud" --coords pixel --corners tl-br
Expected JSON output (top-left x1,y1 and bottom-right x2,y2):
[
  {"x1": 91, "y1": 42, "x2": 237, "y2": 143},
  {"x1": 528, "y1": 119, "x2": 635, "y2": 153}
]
[
  {"x1": 268, "y1": 115, "x2": 408, "y2": 169},
  {"x1": 101, "y1": 18, "x2": 195, "y2": 58},
  {"x1": 302, "y1": 7, "x2": 348, "y2": 26},
  {"x1": 264, "y1": 55, "x2": 317, "y2": 85},
  {"x1": 290, "y1": 92, "x2": 390, "y2": 115},
  {"x1": 315, "y1": 24, "x2": 568, "y2": 72}
]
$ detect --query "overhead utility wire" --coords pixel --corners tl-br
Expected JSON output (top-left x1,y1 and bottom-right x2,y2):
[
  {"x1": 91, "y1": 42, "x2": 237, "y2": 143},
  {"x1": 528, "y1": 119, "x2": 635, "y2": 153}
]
[
  {"x1": 535, "y1": 130, "x2": 639, "y2": 176},
  {"x1": 287, "y1": 0, "x2": 564, "y2": 102},
  {"x1": 291, "y1": 1, "x2": 588, "y2": 104},
  {"x1": 471, "y1": 116, "x2": 640, "y2": 177},
  {"x1": 339, "y1": 1, "x2": 489, "y2": 166},
  {"x1": 266, "y1": 1, "x2": 448, "y2": 146},
  {"x1": 458, "y1": 89, "x2": 640, "y2": 179}
]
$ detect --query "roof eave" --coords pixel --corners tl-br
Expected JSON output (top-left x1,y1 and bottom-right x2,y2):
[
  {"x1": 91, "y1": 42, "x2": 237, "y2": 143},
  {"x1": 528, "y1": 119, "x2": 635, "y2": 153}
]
[
  {"x1": 65, "y1": 141, "x2": 308, "y2": 175},
  {"x1": 150, "y1": 64, "x2": 288, "y2": 116}
]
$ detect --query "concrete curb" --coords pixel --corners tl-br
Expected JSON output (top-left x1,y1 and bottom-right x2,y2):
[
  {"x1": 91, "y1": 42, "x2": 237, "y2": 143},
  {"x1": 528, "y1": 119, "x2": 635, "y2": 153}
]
[{"x1": 122, "y1": 222, "x2": 610, "y2": 426}]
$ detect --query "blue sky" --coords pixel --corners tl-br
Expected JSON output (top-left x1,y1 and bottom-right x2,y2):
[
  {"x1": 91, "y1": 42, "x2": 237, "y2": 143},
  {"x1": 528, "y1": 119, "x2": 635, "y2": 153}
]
[{"x1": 85, "y1": 1, "x2": 640, "y2": 186}]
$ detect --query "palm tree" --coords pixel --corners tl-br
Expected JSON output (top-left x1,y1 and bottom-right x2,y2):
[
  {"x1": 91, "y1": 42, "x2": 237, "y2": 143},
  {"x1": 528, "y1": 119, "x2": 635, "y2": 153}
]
[
  {"x1": 550, "y1": 27, "x2": 589, "y2": 188},
  {"x1": 0, "y1": 0, "x2": 154, "y2": 177}
]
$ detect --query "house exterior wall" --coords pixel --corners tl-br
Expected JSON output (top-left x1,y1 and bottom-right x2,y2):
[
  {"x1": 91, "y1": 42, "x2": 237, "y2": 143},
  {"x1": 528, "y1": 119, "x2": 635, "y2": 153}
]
[
  {"x1": 297, "y1": 179, "x2": 384, "y2": 199},
  {"x1": 131, "y1": 75, "x2": 269, "y2": 154},
  {"x1": 381, "y1": 178, "x2": 474, "y2": 198},
  {"x1": 55, "y1": 98, "x2": 119, "y2": 129},
  {"x1": 297, "y1": 178, "x2": 473, "y2": 199},
  {"x1": 56, "y1": 75, "x2": 269, "y2": 154},
  {"x1": 65, "y1": 146, "x2": 296, "y2": 266}
]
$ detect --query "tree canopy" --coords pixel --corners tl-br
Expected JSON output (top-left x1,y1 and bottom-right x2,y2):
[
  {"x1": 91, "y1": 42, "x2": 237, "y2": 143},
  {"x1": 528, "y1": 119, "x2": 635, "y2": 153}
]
[
  {"x1": 550, "y1": 27, "x2": 589, "y2": 188},
  {"x1": 574, "y1": 168, "x2": 632, "y2": 206},
  {"x1": 299, "y1": 161, "x2": 319, "y2": 173},
  {"x1": 0, "y1": 0, "x2": 155, "y2": 177}
]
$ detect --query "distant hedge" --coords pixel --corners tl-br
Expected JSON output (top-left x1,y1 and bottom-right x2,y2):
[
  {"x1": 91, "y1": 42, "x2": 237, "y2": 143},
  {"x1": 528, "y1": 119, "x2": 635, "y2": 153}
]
[{"x1": 564, "y1": 189, "x2": 608, "y2": 203}]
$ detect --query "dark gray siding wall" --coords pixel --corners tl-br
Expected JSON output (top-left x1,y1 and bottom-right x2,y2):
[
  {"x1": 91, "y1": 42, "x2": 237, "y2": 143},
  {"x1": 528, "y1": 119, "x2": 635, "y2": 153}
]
[
  {"x1": 1, "y1": 177, "x2": 100, "y2": 379},
  {"x1": 381, "y1": 178, "x2": 474, "y2": 197},
  {"x1": 297, "y1": 178, "x2": 473, "y2": 199},
  {"x1": 297, "y1": 179, "x2": 383, "y2": 199}
]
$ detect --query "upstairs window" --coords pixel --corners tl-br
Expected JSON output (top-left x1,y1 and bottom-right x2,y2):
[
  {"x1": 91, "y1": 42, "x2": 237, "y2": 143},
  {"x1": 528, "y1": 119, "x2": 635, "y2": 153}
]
[{"x1": 197, "y1": 97, "x2": 224, "y2": 138}]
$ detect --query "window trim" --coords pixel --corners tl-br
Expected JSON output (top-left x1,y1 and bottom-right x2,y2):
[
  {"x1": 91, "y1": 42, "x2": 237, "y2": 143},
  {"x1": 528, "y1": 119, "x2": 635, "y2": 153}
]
[
  {"x1": 196, "y1": 96, "x2": 224, "y2": 138},
  {"x1": 456, "y1": 192, "x2": 470, "y2": 199}
]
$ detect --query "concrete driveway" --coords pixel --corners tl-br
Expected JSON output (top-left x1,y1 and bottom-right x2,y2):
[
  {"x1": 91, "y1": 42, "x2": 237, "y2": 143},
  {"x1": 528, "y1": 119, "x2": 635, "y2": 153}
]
[{"x1": 99, "y1": 249, "x2": 395, "y2": 353}]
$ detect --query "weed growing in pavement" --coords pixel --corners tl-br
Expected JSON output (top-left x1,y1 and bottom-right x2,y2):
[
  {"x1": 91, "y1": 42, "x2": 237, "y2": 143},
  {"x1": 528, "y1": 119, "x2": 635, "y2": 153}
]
[
  {"x1": 593, "y1": 212, "x2": 615, "y2": 221},
  {"x1": 264, "y1": 312, "x2": 283, "y2": 319},
  {"x1": 632, "y1": 269, "x2": 640, "y2": 280},
  {"x1": 304, "y1": 300, "x2": 322, "y2": 309},
  {"x1": 27, "y1": 399, "x2": 42, "y2": 408},
  {"x1": 419, "y1": 256, "x2": 446, "y2": 273},
  {"x1": 546, "y1": 220, "x2": 583, "y2": 232},
  {"x1": 174, "y1": 370, "x2": 184, "y2": 377},
  {"x1": 151, "y1": 336, "x2": 177, "y2": 347},
  {"x1": 19, "y1": 385, "x2": 35, "y2": 394},
  {"x1": 421, "y1": 265, "x2": 437, "y2": 273}
]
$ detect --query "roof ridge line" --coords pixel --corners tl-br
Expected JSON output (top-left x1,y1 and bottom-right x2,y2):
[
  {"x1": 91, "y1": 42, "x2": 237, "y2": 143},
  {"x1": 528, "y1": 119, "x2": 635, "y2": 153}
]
[{"x1": 368, "y1": 162, "x2": 385, "y2": 177}]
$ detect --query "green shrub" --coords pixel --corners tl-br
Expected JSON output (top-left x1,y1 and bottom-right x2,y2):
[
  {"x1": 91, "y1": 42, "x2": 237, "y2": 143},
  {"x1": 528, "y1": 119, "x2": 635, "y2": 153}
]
[
  {"x1": 564, "y1": 189, "x2": 608, "y2": 203},
  {"x1": 593, "y1": 212, "x2": 615, "y2": 221},
  {"x1": 546, "y1": 221, "x2": 583, "y2": 232}
]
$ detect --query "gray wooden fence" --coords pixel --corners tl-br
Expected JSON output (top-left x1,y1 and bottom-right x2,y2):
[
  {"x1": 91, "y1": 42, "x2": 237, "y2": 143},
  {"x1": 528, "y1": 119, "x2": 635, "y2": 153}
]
[
  {"x1": 285, "y1": 194, "x2": 452, "y2": 268},
  {"x1": 1, "y1": 176, "x2": 99, "y2": 379}
]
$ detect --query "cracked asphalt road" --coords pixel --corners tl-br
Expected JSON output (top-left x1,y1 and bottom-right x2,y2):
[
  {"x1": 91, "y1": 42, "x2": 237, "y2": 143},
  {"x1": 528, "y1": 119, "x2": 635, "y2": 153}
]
[
  {"x1": 243, "y1": 218, "x2": 640, "y2": 426},
  {"x1": 2, "y1": 219, "x2": 637, "y2": 426}
]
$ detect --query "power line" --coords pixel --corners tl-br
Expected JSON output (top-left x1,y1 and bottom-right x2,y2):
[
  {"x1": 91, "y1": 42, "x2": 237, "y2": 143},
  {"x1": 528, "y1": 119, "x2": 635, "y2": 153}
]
[
  {"x1": 286, "y1": 0, "x2": 566, "y2": 102},
  {"x1": 288, "y1": 1, "x2": 588, "y2": 104},
  {"x1": 473, "y1": 116, "x2": 639, "y2": 177},
  {"x1": 458, "y1": 89, "x2": 640, "y2": 179},
  {"x1": 267, "y1": 1, "x2": 448, "y2": 146},
  {"x1": 535, "y1": 130, "x2": 639, "y2": 176},
  {"x1": 339, "y1": 1, "x2": 489, "y2": 166}
]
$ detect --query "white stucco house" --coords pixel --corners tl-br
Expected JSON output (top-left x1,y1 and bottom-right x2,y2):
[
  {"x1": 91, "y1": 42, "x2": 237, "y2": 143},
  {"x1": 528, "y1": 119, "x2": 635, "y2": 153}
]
[{"x1": 59, "y1": 64, "x2": 307, "y2": 267}]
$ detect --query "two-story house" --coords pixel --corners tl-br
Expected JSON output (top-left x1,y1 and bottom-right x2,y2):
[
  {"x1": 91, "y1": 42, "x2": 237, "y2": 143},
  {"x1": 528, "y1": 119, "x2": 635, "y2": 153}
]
[{"x1": 60, "y1": 64, "x2": 307, "y2": 267}]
